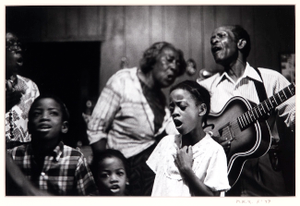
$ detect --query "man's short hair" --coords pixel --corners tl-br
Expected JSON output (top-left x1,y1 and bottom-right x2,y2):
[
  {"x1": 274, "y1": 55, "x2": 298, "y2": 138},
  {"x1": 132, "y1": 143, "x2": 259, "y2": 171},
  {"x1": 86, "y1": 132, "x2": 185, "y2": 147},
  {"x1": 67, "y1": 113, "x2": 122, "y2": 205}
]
[{"x1": 230, "y1": 25, "x2": 251, "y2": 58}]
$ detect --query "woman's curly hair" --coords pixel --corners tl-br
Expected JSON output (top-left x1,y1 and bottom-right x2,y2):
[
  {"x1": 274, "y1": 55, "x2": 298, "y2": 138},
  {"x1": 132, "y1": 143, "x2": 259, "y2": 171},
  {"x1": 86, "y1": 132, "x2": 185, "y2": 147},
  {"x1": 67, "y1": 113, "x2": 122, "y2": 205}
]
[{"x1": 139, "y1": 42, "x2": 186, "y2": 76}]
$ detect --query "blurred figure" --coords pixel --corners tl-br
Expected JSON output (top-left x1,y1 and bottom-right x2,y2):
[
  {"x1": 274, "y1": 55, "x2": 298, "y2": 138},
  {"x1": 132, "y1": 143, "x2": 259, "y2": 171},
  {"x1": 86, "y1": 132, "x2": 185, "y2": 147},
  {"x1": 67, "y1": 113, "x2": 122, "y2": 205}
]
[
  {"x1": 91, "y1": 149, "x2": 130, "y2": 196},
  {"x1": 6, "y1": 31, "x2": 39, "y2": 149},
  {"x1": 186, "y1": 58, "x2": 197, "y2": 76},
  {"x1": 85, "y1": 41, "x2": 186, "y2": 195}
]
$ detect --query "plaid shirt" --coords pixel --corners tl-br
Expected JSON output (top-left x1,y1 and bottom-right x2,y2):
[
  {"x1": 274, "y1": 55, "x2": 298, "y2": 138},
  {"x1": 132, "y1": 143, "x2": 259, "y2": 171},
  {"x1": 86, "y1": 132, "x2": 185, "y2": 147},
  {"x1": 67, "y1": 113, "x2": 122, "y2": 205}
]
[{"x1": 7, "y1": 141, "x2": 98, "y2": 196}]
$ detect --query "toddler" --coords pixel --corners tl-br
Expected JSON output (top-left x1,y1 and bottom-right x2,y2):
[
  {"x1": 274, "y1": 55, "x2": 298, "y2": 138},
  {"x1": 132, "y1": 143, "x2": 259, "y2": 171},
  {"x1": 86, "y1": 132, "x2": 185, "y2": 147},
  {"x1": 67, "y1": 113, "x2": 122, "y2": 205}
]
[{"x1": 91, "y1": 149, "x2": 129, "y2": 196}]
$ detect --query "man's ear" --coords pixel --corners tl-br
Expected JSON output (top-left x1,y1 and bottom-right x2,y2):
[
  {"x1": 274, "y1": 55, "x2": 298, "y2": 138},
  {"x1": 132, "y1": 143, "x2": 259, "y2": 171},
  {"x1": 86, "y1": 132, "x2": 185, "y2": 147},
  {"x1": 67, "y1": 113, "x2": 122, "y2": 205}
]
[
  {"x1": 237, "y1": 39, "x2": 247, "y2": 50},
  {"x1": 61, "y1": 121, "x2": 69, "y2": 134},
  {"x1": 198, "y1": 103, "x2": 207, "y2": 117}
]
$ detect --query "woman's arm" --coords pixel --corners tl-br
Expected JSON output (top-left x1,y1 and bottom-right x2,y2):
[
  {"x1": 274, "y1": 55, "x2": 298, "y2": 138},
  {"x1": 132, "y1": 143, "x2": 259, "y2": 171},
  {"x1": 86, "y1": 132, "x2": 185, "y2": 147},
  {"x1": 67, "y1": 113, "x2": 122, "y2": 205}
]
[
  {"x1": 86, "y1": 80, "x2": 122, "y2": 155},
  {"x1": 90, "y1": 138, "x2": 107, "y2": 156}
]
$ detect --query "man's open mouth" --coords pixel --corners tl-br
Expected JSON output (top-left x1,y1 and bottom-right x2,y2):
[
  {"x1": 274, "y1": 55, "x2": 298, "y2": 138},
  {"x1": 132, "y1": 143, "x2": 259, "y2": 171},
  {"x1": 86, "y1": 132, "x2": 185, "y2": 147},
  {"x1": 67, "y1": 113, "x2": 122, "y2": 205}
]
[{"x1": 212, "y1": 46, "x2": 222, "y2": 54}]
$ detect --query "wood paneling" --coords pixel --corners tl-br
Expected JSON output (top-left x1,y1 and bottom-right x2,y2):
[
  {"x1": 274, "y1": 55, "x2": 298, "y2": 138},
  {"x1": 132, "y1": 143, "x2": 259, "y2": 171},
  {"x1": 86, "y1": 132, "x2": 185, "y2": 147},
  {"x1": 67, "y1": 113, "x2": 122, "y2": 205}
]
[
  {"x1": 99, "y1": 6, "x2": 125, "y2": 91},
  {"x1": 164, "y1": 6, "x2": 189, "y2": 55},
  {"x1": 150, "y1": 6, "x2": 164, "y2": 44},
  {"x1": 124, "y1": 6, "x2": 150, "y2": 68},
  {"x1": 203, "y1": 6, "x2": 217, "y2": 72},
  {"x1": 66, "y1": 7, "x2": 79, "y2": 38},
  {"x1": 189, "y1": 6, "x2": 203, "y2": 80},
  {"x1": 240, "y1": 7, "x2": 255, "y2": 66},
  {"x1": 79, "y1": 7, "x2": 99, "y2": 37},
  {"x1": 253, "y1": 6, "x2": 283, "y2": 71},
  {"x1": 46, "y1": 7, "x2": 66, "y2": 39},
  {"x1": 6, "y1": 5, "x2": 295, "y2": 93},
  {"x1": 215, "y1": 6, "x2": 241, "y2": 27}
]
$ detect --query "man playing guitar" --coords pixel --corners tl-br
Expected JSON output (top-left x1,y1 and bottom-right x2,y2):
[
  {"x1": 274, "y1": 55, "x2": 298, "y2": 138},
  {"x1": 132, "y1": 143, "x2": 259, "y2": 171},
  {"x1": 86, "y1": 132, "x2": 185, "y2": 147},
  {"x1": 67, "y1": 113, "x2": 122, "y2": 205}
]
[{"x1": 197, "y1": 25, "x2": 295, "y2": 196}]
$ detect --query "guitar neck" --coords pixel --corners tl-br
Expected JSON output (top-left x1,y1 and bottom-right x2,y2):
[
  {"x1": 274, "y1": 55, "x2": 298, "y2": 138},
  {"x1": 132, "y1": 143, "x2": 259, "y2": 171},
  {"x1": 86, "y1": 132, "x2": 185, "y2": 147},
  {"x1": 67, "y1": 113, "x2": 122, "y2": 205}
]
[{"x1": 238, "y1": 83, "x2": 295, "y2": 130}]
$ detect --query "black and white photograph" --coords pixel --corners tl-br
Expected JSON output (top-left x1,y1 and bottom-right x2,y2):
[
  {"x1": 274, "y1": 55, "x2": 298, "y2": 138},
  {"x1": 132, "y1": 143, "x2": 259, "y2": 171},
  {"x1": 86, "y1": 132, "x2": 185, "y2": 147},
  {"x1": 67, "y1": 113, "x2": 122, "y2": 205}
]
[{"x1": 3, "y1": 1, "x2": 297, "y2": 205}]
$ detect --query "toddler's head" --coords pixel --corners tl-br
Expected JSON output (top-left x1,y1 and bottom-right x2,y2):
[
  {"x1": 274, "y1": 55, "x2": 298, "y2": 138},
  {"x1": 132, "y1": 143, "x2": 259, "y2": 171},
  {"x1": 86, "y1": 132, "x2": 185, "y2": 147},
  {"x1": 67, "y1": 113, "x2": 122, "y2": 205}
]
[
  {"x1": 28, "y1": 94, "x2": 69, "y2": 143},
  {"x1": 91, "y1": 149, "x2": 129, "y2": 196},
  {"x1": 169, "y1": 80, "x2": 211, "y2": 134}
]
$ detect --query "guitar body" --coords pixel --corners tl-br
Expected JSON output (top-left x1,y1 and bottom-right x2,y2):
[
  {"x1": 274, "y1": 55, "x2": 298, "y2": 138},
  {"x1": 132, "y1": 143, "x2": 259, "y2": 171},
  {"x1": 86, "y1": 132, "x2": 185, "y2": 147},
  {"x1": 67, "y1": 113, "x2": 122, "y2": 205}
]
[{"x1": 206, "y1": 96, "x2": 272, "y2": 187}]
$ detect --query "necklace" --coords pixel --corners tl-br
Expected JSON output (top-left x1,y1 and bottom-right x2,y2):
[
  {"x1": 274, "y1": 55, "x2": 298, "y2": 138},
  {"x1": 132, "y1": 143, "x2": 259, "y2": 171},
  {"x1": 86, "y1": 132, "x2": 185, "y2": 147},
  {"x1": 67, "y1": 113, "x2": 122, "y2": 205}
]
[
  {"x1": 6, "y1": 74, "x2": 17, "y2": 140},
  {"x1": 9, "y1": 110, "x2": 14, "y2": 139}
]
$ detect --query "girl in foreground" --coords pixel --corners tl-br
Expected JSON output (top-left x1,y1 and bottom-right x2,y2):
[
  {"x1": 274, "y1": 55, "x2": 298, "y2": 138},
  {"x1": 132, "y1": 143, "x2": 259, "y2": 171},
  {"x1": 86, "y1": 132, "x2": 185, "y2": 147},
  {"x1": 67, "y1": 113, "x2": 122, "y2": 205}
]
[{"x1": 147, "y1": 80, "x2": 230, "y2": 196}]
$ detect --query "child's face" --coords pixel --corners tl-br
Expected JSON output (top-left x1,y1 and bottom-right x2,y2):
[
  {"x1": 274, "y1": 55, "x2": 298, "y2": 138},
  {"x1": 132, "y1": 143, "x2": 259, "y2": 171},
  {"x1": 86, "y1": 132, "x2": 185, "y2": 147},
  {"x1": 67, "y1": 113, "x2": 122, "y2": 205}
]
[
  {"x1": 97, "y1": 156, "x2": 128, "y2": 196},
  {"x1": 29, "y1": 98, "x2": 68, "y2": 142},
  {"x1": 169, "y1": 88, "x2": 201, "y2": 135}
]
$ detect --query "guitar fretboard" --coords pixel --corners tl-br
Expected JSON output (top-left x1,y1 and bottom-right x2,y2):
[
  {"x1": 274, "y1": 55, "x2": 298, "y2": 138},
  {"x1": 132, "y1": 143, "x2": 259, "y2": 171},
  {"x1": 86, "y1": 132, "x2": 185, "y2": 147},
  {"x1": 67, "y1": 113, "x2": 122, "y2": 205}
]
[{"x1": 237, "y1": 83, "x2": 295, "y2": 130}]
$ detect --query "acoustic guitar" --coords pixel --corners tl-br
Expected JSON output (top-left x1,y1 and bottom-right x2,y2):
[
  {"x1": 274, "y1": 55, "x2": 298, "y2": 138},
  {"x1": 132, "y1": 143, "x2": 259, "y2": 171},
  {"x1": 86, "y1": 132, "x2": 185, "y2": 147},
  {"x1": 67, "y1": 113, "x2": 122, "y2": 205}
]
[{"x1": 205, "y1": 83, "x2": 295, "y2": 187}]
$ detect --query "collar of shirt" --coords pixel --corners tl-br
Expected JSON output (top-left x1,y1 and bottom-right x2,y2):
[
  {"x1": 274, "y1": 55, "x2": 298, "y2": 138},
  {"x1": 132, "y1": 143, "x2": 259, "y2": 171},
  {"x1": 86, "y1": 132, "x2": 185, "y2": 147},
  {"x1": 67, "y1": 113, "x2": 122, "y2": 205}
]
[
  {"x1": 26, "y1": 141, "x2": 64, "y2": 162},
  {"x1": 52, "y1": 141, "x2": 64, "y2": 161},
  {"x1": 174, "y1": 133, "x2": 210, "y2": 160},
  {"x1": 215, "y1": 62, "x2": 263, "y2": 87}
]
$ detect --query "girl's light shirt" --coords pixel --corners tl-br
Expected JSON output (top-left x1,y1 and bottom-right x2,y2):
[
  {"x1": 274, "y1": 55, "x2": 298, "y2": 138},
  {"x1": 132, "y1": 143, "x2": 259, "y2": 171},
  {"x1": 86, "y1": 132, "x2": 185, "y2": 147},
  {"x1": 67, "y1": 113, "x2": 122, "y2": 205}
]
[{"x1": 146, "y1": 133, "x2": 230, "y2": 196}]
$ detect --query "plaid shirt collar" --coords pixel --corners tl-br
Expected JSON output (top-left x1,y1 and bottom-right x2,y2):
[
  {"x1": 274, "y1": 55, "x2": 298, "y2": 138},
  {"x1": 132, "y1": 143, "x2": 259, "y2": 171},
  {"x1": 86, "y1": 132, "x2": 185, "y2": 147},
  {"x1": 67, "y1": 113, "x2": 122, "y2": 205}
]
[
  {"x1": 52, "y1": 141, "x2": 64, "y2": 161},
  {"x1": 28, "y1": 141, "x2": 64, "y2": 162}
]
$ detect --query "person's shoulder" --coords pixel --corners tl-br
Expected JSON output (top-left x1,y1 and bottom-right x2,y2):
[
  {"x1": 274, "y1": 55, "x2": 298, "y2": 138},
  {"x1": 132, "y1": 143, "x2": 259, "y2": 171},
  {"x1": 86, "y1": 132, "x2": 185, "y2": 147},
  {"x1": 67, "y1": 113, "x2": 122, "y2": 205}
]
[
  {"x1": 256, "y1": 67, "x2": 292, "y2": 86},
  {"x1": 197, "y1": 72, "x2": 221, "y2": 87},
  {"x1": 257, "y1": 67, "x2": 284, "y2": 78},
  {"x1": 106, "y1": 67, "x2": 137, "y2": 86},
  {"x1": 62, "y1": 145, "x2": 85, "y2": 159},
  {"x1": 159, "y1": 134, "x2": 180, "y2": 146},
  {"x1": 111, "y1": 67, "x2": 137, "y2": 79},
  {"x1": 16, "y1": 74, "x2": 35, "y2": 84},
  {"x1": 7, "y1": 144, "x2": 29, "y2": 156},
  {"x1": 16, "y1": 74, "x2": 39, "y2": 90},
  {"x1": 205, "y1": 133, "x2": 224, "y2": 150}
]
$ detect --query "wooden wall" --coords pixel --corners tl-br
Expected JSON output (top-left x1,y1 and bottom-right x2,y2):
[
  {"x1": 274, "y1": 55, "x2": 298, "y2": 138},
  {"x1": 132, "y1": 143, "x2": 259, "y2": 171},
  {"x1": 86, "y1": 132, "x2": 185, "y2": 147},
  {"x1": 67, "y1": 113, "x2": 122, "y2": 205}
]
[{"x1": 7, "y1": 5, "x2": 295, "y2": 94}]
